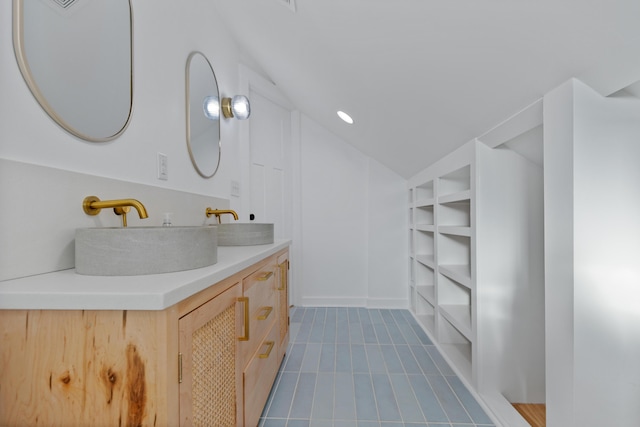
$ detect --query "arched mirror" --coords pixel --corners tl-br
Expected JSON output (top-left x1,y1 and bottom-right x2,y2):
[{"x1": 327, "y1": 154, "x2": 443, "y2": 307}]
[
  {"x1": 186, "y1": 52, "x2": 221, "y2": 178},
  {"x1": 13, "y1": 0, "x2": 133, "y2": 142}
]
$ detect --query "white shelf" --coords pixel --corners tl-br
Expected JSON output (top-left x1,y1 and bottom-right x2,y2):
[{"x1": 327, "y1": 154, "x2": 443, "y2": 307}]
[
  {"x1": 438, "y1": 198, "x2": 471, "y2": 227},
  {"x1": 416, "y1": 224, "x2": 436, "y2": 232},
  {"x1": 440, "y1": 342, "x2": 472, "y2": 382},
  {"x1": 439, "y1": 165, "x2": 471, "y2": 197},
  {"x1": 439, "y1": 264, "x2": 471, "y2": 288},
  {"x1": 438, "y1": 189, "x2": 471, "y2": 204},
  {"x1": 439, "y1": 304, "x2": 472, "y2": 339},
  {"x1": 438, "y1": 226, "x2": 471, "y2": 237},
  {"x1": 416, "y1": 313, "x2": 435, "y2": 334},
  {"x1": 416, "y1": 284, "x2": 435, "y2": 305},
  {"x1": 416, "y1": 292, "x2": 436, "y2": 334},
  {"x1": 415, "y1": 204, "x2": 435, "y2": 226},
  {"x1": 415, "y1": 181, "x2": 434, "y2": 202},
  {"x1": 416, "y1": 198, "x2": 435, "y2": 208},
  {"x1": 415, "y1": 229, "x2": 434, "y2": 257},
  {"x1": 438, "y1": 233, "x2": 470, "y2": 268},
  {"x1": 439, "y1": 308, "x2": 473, "y2": 383},
  {"x1": 415, "y1": 254, "x2": 435, "y2": 269}
]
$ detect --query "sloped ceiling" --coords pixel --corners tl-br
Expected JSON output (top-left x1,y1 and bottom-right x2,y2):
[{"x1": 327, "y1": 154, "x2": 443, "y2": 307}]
[{"x1": 212, "y1": 0, "x2": 640, "y2": 178}]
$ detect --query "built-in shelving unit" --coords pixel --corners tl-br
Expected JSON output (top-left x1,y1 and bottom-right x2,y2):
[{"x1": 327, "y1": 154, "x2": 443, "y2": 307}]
[
  {"x1": 410, "y1": 180, "x2": 436, "y2": 333},
  {"x1": 408, "y1": 188, "x2": 415, "y2": 311},
  {"x1": 407, "y1": 137, "x2": 545, "y2": 427},
  {"x1": 408, "y1": 158, "x2": 475, "y2": 379},
  {"x1": 406, "y1": 153, "x2": 475, "y2": 381},
  {"x1": 436, "y1": 164, "x2": 474, "y2": 379}
]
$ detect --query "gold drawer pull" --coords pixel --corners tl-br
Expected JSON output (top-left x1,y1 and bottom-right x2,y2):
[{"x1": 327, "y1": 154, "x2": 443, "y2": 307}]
[
  {"x1": 238, "y1": 297, "x2": 249, "y2": 341},
  {"x1": 257, "y1": 271, "x2": 274, "y2": 281},
  {"x1": 257, "y1": 306, "x2": 273, "y2": 321},
  {"x1": 258, "y1": 341, "x2": 275, "y2": 359},
  {"x1": 278, "y1": 263, "x2": 287, "y2": 290}
]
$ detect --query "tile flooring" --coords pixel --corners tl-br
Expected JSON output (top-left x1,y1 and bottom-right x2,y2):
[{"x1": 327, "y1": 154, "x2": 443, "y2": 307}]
[{"x1": 259, "y1": 307, "x2": 495, "y2": 427}]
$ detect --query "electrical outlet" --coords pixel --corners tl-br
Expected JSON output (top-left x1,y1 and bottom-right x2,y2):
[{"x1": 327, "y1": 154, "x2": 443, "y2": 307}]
[
  {"x1": 230, "y1": 180, "x2": 240, "y2": 197},
  {"x1": 157, "y1": 153, "x2": 168, "y2": 180}
]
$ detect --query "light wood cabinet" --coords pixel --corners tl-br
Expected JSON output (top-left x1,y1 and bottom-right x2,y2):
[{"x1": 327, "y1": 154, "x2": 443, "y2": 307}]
[
  {"x1": 0, "y1": 248, "x2": 290, "y2": 427},
  {"x1": 0, "y1": 307, "x2": 179, "y2": 426},
  {"x1": 276, "y1": 251, "x2": 289, "y2": 361}
]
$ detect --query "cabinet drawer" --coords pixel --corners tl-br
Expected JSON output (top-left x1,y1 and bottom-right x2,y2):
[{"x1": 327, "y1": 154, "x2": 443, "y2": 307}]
[
  {"x1": 244, "y1": 323, "x2": 279, "y2": 427},
  {"x1": 242, "y1": 264, "x2": 277, "y2": 364}
]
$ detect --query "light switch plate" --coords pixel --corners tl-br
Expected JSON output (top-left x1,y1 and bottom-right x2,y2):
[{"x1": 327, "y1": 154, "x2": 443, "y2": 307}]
[
  {"x1": 157, "y1": 153, "x2": 168, "y2": 180},
  {"x1": 230, "y1": 180, "x2": 240, "y2": 197}
]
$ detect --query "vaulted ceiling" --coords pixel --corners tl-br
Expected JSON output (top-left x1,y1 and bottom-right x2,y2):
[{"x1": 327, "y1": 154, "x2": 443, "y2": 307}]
[{"x1": 212, "y1": 0, "x2": 640, "y2": 178}]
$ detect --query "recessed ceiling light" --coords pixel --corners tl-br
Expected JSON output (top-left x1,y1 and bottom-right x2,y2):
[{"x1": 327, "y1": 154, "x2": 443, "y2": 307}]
[{"x1": 337, "y1": 110, "x2": 354, "y2": 124}]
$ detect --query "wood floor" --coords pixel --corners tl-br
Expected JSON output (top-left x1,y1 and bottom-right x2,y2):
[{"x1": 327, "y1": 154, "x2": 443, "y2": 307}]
[{"x1": 513, "y1": 403, "x2": 546, "y2": 427}]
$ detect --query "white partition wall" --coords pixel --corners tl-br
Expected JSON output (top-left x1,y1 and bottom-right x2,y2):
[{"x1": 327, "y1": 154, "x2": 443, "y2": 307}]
[
  {"x1": 544, "y1": 78, "x2": 640, "y2": 427},
  {"x1": 475, "y1": 143, "x2": 545, "y2": 413}
]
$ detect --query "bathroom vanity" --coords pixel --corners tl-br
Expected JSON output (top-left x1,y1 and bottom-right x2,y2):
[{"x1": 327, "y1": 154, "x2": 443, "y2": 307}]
[{"x1": 0, "y1": 242, "x2": 290, "y2": 427}]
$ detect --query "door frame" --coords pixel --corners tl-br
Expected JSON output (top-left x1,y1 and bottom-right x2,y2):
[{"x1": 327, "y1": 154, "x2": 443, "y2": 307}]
[{"x1": 237, "y1": 65, "x2": 302, "y2": 307}]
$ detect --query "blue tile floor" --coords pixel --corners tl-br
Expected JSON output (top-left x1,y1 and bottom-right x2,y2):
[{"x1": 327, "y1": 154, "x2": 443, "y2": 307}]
[{"x1": 259, "y1": 307, "x2": 495, "y2": 427}]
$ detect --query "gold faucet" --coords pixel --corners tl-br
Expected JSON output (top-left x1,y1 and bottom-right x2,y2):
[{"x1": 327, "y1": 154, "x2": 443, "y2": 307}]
[
  {"x1": 206, "y1": 208, "x2": 239, "y2": 224},
  {"x1": 83, "y1": 196, "x2": 149, "y2": 228}
]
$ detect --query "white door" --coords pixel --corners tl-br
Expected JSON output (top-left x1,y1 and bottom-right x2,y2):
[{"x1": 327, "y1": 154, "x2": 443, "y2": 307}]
[{"x1": 247, "y1": 83, "x2": 292, "y2": 241}]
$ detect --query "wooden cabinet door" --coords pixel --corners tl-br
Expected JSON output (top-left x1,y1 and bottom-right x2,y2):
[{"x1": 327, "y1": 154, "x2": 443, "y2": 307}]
[
  {"x1": 276, "y1": 251, "x2": 289, "y2": 361},
  {"x1": 0, "y1": 309, "x2": 173, "y2": 427},
  {"x1": 178, "y1": 282, "x2": 243, "y2": 427}
]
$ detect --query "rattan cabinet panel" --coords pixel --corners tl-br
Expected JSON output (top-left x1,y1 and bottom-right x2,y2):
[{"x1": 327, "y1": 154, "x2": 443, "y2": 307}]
[{"x1": 179, "y1": 282, "x2": 243, "y2": 427}]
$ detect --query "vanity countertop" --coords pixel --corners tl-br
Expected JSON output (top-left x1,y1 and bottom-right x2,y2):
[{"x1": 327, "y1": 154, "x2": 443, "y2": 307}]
[{"x1": 0, "y1": 240, "x2": 290, "y2": 311}]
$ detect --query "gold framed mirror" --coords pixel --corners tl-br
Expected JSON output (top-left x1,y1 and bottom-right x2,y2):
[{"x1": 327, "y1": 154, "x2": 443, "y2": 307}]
[
  {"x1": 13, "y1": 0, "x2": 133, "y2": 142},
  {"x1": 186, "y1": 52, "x2": 221, "y2": 178}
]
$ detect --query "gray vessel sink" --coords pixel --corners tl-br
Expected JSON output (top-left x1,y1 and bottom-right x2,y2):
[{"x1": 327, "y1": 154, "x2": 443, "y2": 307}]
[
  {"x1": 217, "y1": 223, "x2": 274, "y2": 246},
  {"x1": 75, "y1": 226, "x2": 218, "y2": 276}
]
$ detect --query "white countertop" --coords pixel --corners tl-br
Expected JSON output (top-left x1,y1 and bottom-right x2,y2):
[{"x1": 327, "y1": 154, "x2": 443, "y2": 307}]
[{"x1": 0, "y1": 240, "x2": 290, "y2": 311}]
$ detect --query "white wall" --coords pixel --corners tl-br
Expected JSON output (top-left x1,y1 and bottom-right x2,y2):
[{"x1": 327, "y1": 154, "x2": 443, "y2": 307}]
[
  {"x1": 1, "y1": 0, "x2": 409, "y2": 307},
  {"x1": 0, "y1": 159, "x2": 229, "y2": 281},
  {"x1": 298, "y1": 114, "x2": 407, "y2": 307},
  {"x1": 0, "y1": 0, "x2": 248, "y2": 280},
  {"x1": 366, "y1": 159, "x2": 409, "y2": 308},
  {"x1": 544, "y1": 78, "x2": 640, "y2": 426},
  {"x1": 573, "y1": 81, "x2": 640, "y2": 426},
  {"x1": 0, "y1": 0, "x2": 243, "y2": 199}
]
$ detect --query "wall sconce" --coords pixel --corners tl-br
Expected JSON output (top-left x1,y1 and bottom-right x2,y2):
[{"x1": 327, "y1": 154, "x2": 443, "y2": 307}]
[
  {"x1": 203, "y1": 96, "x2": 220, "y2": 120},
  {"x1": 221, "y1": 95, "x2": 251, "y2": 120},
  {"x1": 203, "y1": 95, "x2": 251, "y2": 121}
]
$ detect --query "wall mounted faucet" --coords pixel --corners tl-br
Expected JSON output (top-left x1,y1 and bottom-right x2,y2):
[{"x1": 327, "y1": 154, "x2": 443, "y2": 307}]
[
  {"x1": 205, "y1": 208, "x2": 239, "y2": 224},
  {"x1": 83, "y1": 196, "x2": 148, "y2": 227}
]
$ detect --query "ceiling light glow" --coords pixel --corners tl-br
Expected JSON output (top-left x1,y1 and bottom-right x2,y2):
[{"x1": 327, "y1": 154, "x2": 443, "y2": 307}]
[{"x1": 337, "y1": 110, "x2": 354, "y2": 124}]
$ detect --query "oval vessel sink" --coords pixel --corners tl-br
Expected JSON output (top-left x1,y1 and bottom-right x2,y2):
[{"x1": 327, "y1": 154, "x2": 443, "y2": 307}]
[
  {"x1": 75, "y1": 226, "x2": 217, "y2": 276},
  {"x1": 217, "y1": 223, "x2": 274, "y2": 246}
]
